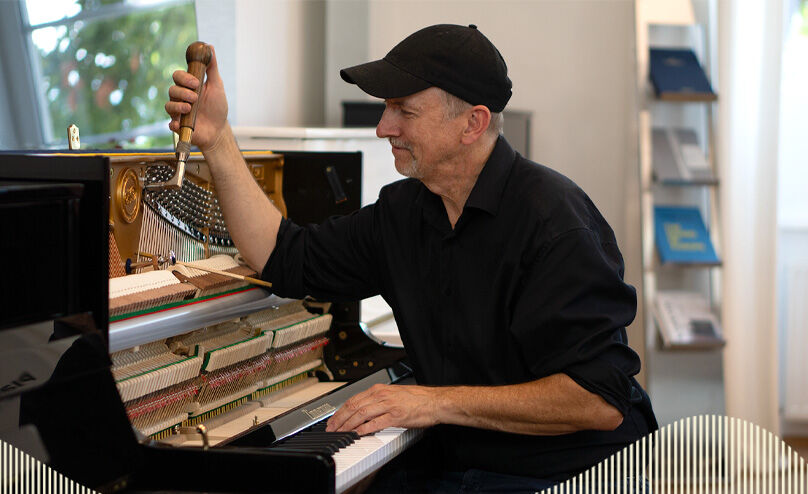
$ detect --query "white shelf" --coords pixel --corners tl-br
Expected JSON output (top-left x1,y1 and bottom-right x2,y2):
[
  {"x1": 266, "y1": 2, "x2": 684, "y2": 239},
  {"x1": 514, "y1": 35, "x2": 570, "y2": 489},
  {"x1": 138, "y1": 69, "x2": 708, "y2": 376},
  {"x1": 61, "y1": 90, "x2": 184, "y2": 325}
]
[{"x1": 636, "y1": 0, "x2": 725, "y2": 426}]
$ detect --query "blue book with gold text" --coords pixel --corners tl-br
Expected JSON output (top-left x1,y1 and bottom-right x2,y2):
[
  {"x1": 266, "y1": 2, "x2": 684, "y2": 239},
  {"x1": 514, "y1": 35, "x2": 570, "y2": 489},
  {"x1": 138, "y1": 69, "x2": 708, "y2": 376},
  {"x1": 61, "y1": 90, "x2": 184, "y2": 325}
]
[
  {"x1": 649, "y1": 48, "x2": 717, "y2": 101},
  {"x1": 654, "y1": 205, "x2": 720, "y2": 264}
]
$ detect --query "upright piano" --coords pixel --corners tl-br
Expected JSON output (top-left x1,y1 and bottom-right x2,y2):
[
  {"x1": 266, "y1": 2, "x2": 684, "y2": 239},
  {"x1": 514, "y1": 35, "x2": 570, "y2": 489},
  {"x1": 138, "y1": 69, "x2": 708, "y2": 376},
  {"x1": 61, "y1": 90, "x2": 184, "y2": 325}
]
[{"x1": 0, "y1": 149, "x2": 419, "y2": 493}]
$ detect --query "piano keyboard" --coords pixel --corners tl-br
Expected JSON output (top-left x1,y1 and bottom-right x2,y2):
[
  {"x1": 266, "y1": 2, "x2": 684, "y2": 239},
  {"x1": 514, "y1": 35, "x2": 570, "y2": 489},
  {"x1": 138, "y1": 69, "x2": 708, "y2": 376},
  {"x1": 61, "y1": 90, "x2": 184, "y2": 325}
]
[
  {"x1": 267, "y1": 420, "x2": 422, "y2": 493},
  {"x1": 333, "y1": 427, "x2": 422, "y2": 493},
  {"x1": 217, "y1": 363, "x2": 420, "y2": 492}
]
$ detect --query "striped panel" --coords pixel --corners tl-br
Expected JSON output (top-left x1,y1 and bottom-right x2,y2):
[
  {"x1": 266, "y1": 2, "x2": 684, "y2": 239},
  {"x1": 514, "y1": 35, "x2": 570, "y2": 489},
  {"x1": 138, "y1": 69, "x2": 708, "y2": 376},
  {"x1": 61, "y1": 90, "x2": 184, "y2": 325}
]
[
  {"x1": 0, "y1": 439, "x2": 98, "y2": 493},
  {"x1": 543, "y1": 415, "x2": 808, "y2": 493}
]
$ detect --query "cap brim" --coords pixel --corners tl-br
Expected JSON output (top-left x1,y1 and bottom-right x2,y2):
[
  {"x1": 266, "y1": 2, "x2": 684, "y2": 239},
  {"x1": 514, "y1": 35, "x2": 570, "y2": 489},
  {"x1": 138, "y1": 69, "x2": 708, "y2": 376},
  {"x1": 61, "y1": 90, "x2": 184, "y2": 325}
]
[{"x1": 340, "y1": 58, "x2": 431, "y2": 99}]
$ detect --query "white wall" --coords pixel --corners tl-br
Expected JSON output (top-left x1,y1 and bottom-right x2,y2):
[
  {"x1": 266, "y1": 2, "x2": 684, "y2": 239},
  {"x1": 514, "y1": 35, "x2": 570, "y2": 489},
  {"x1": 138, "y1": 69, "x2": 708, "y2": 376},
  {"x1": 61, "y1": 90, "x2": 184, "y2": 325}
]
[
  {"x1": 197, "y1": 0, "x2": 326, "y2": 128},
  {"x1": 324, "y1": 0, "x2": 371, "y2": 126}
]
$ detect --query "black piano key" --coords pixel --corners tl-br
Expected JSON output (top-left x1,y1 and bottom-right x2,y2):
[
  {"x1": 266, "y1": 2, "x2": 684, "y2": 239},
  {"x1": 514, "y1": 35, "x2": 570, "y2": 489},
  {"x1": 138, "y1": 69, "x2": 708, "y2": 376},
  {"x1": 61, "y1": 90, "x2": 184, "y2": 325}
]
[
  {"x1": 269, "y1": 445, "x2": 337, "y2": 456},
  {"x1": 294, "y1": 432, "x2": 355, "y2": 447},
  {"x1": 299, "y1": 420, "x2": 361, "y2": 442},
  {"x1": 307, "y1": 421, "x2": 328, "y2": 432},
  {"x1": 306, "y1": 430, "x2": 359, "y2": 442},
  {"x1": 280, "y1": 440, "x2": 340, "y2": 454},
  {"x1": 270, "y1": 429, "x2": 363, "y2": 459}
]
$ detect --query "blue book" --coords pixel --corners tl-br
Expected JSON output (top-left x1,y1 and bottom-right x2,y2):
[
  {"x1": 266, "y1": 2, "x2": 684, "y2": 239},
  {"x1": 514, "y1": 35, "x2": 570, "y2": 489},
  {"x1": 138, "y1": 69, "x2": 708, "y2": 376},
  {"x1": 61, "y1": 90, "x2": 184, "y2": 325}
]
[
  {"x1": 654, "y1": 206, "x2": 720, "y2": 264},
  {"x1": 649, "y1": 48, "x2": 717, "y2": 101}
]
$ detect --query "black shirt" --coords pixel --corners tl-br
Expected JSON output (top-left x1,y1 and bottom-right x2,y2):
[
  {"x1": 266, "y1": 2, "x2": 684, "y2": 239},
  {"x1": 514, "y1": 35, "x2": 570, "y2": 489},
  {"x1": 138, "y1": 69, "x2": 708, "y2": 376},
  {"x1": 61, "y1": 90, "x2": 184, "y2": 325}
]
[{"x1": 263, "y1": 136, "x2": 657, "y2": 479}]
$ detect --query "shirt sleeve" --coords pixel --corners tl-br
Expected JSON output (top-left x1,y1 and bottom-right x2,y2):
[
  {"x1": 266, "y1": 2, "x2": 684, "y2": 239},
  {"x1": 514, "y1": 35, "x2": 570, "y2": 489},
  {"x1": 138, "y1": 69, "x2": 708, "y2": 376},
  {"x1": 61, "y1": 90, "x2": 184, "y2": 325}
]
[
  {"x1": 260, "y1": 204, "x2": 383, "y2": 302},
  {"x1": 509, "y1": 227, "x2": 641, "y2": 415}
]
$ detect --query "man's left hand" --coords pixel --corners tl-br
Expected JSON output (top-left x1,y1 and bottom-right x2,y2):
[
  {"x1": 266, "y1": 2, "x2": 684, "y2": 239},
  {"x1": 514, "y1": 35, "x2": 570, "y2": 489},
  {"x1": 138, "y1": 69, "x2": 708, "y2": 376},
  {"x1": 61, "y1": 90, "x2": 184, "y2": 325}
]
[{"x1": 325, "y1": 384, "x2": 441, "y2": 435}]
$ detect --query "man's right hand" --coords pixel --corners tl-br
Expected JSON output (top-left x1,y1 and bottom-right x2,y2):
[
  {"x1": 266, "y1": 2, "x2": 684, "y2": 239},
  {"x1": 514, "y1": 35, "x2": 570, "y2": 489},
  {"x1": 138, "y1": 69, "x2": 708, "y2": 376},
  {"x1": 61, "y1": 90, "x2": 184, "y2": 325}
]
[{"x1": 165, "y1": 45, "x2": 228, "y2": 153}]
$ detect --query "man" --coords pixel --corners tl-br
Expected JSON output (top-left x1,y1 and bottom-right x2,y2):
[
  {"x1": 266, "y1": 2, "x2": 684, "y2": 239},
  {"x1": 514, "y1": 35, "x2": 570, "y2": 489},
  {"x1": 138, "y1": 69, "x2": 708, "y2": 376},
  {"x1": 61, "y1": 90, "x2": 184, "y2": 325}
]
[{"x1": 167, "y1": 24, "x2": 656, "y2": 492}]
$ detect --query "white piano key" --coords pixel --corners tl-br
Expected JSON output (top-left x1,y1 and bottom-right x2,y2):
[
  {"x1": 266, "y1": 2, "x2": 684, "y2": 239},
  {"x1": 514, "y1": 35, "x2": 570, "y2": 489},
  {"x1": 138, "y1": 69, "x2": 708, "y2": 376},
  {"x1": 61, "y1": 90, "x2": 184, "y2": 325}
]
[{"x1": 333, "y1": 427, "x2": 423, "y2": 493}]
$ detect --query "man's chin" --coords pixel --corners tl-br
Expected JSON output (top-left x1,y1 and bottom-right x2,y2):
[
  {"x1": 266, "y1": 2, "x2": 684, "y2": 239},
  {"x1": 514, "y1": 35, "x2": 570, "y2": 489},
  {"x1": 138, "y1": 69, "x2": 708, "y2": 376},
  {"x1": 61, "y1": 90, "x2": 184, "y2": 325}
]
[
  {"x1": 395, "y1": 160, "x2": 422, "y2": 179},
  {"x1": 396, "y1": 163, "x2": 421, "y2": 179}
]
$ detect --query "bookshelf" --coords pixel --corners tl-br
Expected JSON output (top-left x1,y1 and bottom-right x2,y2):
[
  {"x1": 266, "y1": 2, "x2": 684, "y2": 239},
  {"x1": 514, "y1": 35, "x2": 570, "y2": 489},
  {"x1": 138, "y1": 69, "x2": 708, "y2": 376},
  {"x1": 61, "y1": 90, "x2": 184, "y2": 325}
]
[{"x1": 635, "y1": 0, "x2": 725, "y2": 425}]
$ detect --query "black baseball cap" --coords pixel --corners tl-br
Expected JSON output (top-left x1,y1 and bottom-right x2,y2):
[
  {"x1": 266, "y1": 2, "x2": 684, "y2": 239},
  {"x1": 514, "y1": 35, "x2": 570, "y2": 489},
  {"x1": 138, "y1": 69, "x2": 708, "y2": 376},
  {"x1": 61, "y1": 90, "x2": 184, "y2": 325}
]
[{"x1": 340, "y1": 24, "x2": 512, "y2": 113}]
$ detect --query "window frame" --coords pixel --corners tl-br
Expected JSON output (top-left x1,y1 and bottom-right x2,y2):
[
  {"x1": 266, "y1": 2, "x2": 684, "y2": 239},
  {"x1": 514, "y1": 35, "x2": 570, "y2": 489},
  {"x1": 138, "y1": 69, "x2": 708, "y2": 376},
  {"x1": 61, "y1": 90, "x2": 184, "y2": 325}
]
[{"x1": 0, "y1": 1, "x2": 45, "y2": 148}]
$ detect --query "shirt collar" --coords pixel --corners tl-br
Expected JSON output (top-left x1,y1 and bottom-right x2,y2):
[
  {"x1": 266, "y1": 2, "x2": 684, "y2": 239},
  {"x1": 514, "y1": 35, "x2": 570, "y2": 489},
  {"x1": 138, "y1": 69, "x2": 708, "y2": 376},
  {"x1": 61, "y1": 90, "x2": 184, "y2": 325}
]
[
  {"x1": 463, "y1": 135, "x2": 516, "y2": 216},
  {"x1": 415, "y1": 135, "x2": 517, "y2": 232}
]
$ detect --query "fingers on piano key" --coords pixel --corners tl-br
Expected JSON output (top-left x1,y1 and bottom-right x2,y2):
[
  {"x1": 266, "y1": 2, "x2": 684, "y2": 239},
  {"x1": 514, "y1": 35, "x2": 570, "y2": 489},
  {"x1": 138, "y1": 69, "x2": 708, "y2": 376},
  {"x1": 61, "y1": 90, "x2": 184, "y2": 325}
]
[
  {"x1": 354, "y1": 413, "x2": 398, "y2": 437},
  {"x1": 328, "y1": 386, "x2": 396, "y2": 433}
]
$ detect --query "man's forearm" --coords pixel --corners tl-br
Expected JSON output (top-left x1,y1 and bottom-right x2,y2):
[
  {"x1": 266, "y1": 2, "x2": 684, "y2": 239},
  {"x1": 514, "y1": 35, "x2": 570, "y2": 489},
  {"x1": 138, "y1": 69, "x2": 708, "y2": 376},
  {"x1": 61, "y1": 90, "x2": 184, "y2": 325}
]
[
  {"x1": 202, "y1": 122, "x2": 283, "y2": 272},
  {"x1": 434, "y1": 373, "x2": 624, "y2": 436},
  {"x1": 327, "y1": 373, "x2": 624, "y2": 436}
]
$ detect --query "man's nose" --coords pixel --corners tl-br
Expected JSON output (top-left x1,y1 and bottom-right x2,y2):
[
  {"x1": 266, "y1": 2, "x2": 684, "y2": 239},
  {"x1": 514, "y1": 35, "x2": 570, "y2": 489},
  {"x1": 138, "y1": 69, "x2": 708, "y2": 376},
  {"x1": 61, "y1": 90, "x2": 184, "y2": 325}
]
[{"x1": 376, "y1": 107, "x2": 398, "y2": 139}]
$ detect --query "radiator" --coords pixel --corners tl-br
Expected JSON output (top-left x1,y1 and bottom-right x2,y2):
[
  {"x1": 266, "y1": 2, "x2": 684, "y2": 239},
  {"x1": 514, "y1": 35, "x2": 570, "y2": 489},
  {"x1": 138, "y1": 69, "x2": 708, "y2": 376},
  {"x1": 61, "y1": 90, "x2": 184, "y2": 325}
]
[{"x1": 784, "y1": 264, "x2": 808, "y2": 421}]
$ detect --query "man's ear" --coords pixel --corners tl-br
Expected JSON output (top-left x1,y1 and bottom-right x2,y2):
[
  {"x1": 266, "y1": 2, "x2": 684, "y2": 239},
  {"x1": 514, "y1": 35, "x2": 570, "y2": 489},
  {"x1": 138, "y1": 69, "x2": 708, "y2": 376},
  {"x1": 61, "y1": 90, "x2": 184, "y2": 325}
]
[{"x1": 461, "y1": 105, "x2": 492, "y2": 145}]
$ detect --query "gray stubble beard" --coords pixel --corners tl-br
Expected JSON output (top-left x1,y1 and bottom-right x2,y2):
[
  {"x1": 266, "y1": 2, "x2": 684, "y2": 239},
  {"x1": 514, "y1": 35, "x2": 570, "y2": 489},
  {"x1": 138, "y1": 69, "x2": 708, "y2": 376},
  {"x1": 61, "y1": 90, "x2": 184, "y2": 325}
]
[{"x1": 390, "y1": 138, "x2": 423, "y2": 179}]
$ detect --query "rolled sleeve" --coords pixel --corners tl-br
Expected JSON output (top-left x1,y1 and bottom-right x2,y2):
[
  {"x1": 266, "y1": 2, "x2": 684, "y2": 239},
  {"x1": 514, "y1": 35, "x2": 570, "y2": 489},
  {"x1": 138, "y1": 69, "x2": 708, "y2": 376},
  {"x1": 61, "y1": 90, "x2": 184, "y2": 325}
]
[
  {"x1": 509, "y1": 228, "x2": 640, "y2": 415},
  {"x1": 261, "y1": 204, "x2": 382, "y2": 302}
]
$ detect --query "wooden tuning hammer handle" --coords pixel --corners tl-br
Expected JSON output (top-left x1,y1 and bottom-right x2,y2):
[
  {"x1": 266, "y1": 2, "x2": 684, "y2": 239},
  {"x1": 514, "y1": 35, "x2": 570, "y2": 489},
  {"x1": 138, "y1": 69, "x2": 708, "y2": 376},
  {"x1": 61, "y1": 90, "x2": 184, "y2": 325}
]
[{"x1": 178, "y1": 41, "x2": 212, "y2": 144}]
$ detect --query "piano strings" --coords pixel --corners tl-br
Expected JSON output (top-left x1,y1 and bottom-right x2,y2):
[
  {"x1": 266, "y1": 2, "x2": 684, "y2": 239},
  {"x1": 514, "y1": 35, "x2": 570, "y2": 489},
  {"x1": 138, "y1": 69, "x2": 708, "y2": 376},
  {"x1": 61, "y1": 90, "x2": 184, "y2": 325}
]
[
  {"x1": 135, "y1": 162, "x2": 238, "y2": 274},
  {"x1": 110, "y1": 300, "x2": 333, "y2": 440}
]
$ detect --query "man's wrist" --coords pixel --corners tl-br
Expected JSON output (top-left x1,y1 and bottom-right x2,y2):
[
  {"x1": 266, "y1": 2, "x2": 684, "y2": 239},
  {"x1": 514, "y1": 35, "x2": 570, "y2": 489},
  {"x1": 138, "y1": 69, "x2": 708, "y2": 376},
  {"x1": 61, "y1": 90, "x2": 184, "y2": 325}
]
[
  {"x1": 201, "y1": 121, "x2": 235, "y2": 158},
  {"x1": 431, "y1": 385, "x2": 463, "y2": 426}
]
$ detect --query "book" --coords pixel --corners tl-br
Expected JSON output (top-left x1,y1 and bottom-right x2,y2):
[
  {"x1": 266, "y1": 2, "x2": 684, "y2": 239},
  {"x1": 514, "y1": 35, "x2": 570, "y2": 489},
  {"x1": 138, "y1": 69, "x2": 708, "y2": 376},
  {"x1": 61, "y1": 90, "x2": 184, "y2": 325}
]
[
  {"x1": 649, "y1": 48, "x2": 717, "y2": 101},
  {"x1": 654, "y1": 205, "x2": 720, "y2": 264},
  {"x1": 652, "y1": 128, "x2": 717, "y2": 185},
  {"x1": 653, "y1": 290, "x2": 725, "y2": 349}
]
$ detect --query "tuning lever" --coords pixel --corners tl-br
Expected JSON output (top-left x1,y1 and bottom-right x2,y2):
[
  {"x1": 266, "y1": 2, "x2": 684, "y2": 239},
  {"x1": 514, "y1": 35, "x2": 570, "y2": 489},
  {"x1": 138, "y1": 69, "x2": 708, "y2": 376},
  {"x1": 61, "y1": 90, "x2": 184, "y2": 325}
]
[{"x1": 146, "y1": 41, "x2": 212, "y2": 190}]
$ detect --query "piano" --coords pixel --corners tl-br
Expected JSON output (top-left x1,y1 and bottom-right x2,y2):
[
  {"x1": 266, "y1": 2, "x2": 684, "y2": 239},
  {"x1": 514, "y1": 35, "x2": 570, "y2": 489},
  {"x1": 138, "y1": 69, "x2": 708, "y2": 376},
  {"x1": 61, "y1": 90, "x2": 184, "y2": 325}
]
[{"x1": 0, "y1": 149, "x2": 416, "y2": 493}]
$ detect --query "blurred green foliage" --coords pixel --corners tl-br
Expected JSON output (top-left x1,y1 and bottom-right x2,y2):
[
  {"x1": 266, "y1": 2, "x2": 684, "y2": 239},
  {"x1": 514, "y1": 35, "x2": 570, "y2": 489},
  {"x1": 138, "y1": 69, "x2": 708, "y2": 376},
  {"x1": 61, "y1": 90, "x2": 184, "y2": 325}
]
[
  {"x1": 30, "y1": 0, "x2": 197, "y2": 147},
  {"x1": 802, "y1": 0, "x2": 808, "y2": 36}
]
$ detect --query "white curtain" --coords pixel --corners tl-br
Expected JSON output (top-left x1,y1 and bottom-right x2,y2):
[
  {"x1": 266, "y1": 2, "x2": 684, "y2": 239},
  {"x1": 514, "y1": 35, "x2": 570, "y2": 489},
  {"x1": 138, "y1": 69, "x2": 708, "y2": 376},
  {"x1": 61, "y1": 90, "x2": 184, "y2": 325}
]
[{"x1": 717, "y1": 0, "x2": 785, "y2": 433}]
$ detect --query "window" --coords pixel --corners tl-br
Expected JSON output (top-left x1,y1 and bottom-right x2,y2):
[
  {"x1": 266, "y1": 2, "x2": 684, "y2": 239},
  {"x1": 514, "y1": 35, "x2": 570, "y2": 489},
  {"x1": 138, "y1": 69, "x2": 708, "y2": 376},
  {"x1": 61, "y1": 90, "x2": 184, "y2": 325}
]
[
  {"x1": 778, "y1": 0, "x2": 808, "y2": 228},
  {"x1": 22, "y1": 0, "x2": 197, "y2": 148}
]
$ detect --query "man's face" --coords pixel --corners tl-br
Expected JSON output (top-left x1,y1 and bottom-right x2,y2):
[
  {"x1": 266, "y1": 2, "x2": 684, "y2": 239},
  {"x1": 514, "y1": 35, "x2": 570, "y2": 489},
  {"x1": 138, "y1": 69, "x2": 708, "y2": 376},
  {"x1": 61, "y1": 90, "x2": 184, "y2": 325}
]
[{"x1": 376, "y1": 87, "x2": 465, "y2": 180}]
